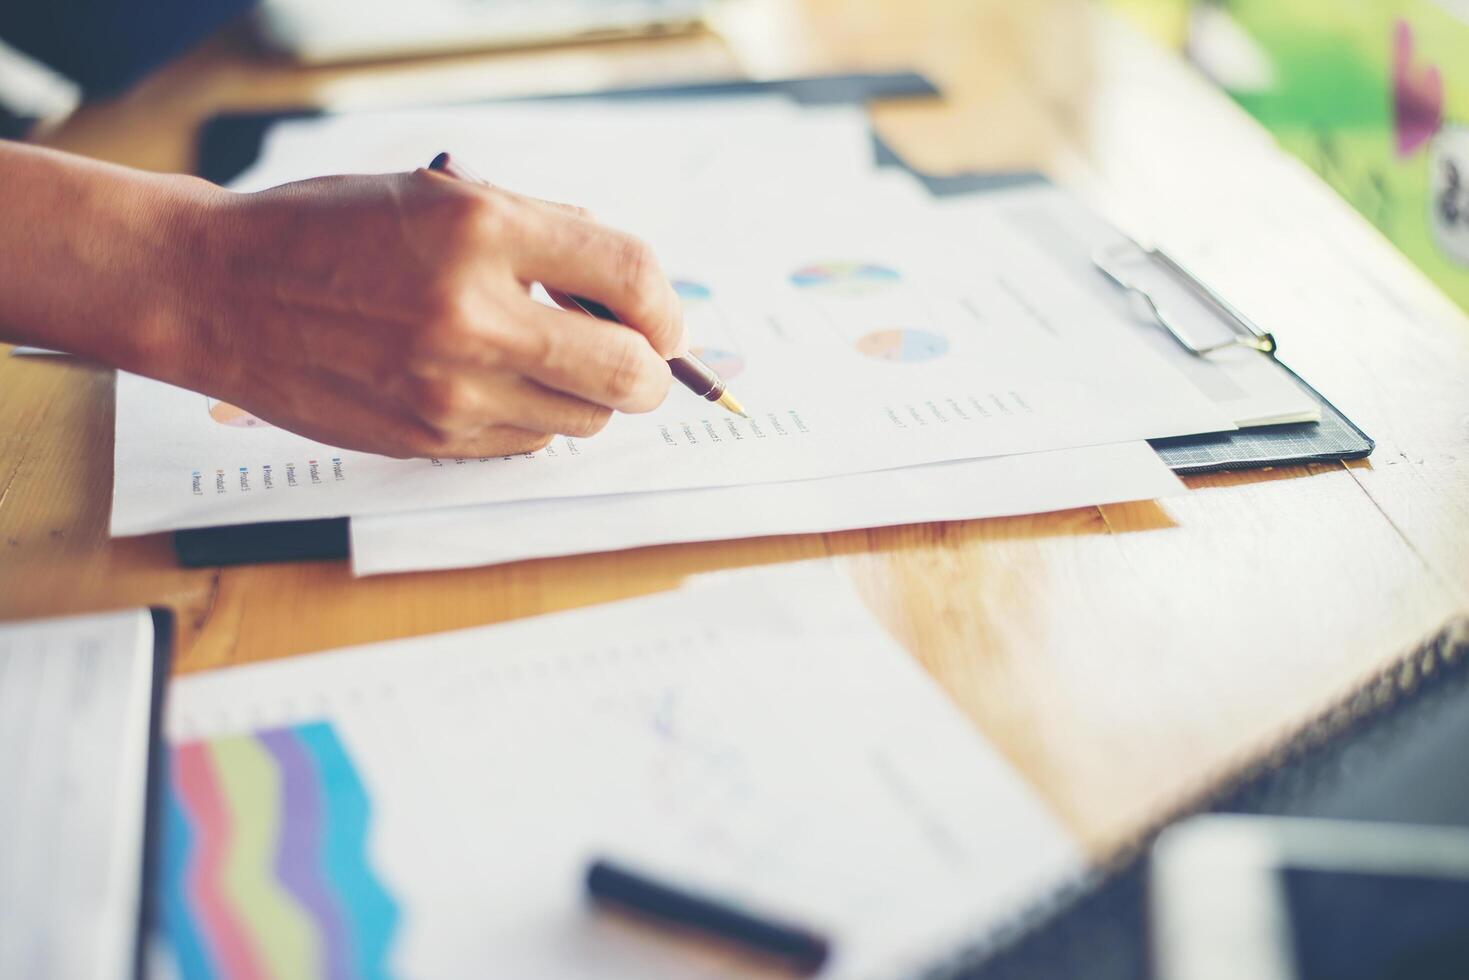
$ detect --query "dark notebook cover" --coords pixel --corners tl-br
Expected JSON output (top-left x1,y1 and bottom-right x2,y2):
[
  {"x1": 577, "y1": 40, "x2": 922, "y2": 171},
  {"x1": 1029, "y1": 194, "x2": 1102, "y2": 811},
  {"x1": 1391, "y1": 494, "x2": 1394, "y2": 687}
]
[{"x1": 135, "y1": 607, "x2": 175, "y2": 980}]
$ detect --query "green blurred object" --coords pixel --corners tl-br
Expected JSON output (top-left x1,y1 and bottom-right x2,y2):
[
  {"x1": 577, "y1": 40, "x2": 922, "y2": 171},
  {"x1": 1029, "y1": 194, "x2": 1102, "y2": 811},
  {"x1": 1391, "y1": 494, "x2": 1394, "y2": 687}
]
[{"x1": 1187, "y1": 0, "x2": 1469, "y2": 310}]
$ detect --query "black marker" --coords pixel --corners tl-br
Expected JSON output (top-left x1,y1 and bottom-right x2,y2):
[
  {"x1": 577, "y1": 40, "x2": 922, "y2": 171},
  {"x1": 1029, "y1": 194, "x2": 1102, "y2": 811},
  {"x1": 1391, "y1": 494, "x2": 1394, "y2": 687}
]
[{"x1": 586, "y1": 858, "x2": 831, "y2": 975}]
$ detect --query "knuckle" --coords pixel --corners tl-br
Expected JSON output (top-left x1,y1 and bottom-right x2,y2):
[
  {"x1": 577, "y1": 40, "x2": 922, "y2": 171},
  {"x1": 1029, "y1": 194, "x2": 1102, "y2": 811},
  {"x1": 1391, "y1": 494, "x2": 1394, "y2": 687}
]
[
  {"x1": 523, "y1": 432, "x2": 556, "y2": 453},
  {"x1": 610, "y1": 235, "x2": 678, "y2": 352},
  {"x1": 412, "y1": 286, "x2": 474, "y2": 355},
  {"x1": 603, "y1": 338, "x2": 667, "y2": 412},
  {"x1": 603, "y1": 337, "x2": 652, "y2": 405},
  {"x1": 450, "y1": 185, "x2": 503, "y2": 229},
  {"x1": 614, "y1": 235, "x2": 661, "y2": 302},
  {"x1": 402, "y1": 430, "x2": 453, "y2": 459},
  {"x1": 412, "y1": 377, "x2": 480, "y2": 429},
  {"x1": 427, "y1": 186, "x2": 515, "y2": 259},
  {"x1": 566, "y1": 404, "x2": 612, "y2": 437},
  {"x1": 373, "y1": 438, "x2": 419, "y2": 461},
  {"x1": 478, "y1": 428, "x2": 554, "y2": 456},
  {"x1": 503, "y1": 314, "x2": 552, "y2": 367}
]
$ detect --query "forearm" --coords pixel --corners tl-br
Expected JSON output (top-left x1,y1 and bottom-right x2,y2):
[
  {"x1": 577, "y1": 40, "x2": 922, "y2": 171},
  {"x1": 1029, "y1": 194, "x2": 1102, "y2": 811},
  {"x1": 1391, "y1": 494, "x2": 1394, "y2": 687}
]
[
  {"x1": 0, "y1": 141, "x2": 217, "y2": 375},
  {"x1": 0, "y1": 145, "x2": 684, "y2": 458}
]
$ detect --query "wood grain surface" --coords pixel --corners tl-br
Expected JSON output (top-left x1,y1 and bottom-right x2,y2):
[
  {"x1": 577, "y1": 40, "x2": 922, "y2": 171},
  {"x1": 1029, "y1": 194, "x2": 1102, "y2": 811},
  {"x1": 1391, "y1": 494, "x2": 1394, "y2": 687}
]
[{"x1": 2, "y1": 0, "x2": 1466, "y2": 859}]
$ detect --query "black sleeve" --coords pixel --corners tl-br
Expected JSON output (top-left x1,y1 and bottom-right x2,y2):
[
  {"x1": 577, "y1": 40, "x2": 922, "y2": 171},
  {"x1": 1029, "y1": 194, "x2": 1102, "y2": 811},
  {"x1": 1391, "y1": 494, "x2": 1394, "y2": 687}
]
[{"x1": 0, "y1": 0, "x2": 257, "y2": 97}]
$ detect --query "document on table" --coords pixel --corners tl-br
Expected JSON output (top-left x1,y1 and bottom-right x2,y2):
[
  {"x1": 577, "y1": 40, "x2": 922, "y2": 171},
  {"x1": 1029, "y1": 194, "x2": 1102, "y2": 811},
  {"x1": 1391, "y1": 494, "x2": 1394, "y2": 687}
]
[
  {"x1": 231, "y1": 97, "x2": 1319, "y2": 432},
  {"x1": 0, "y1": 609, "x2": 157, "y2": 980},
  {"x1": 350, "y1": 440, "x2": 1181, "y2": 575},
  {"x1": 934, "y1": 183, "x2": 1321, "y2": 428},
  {"x1": 111, "y1": 166, "x2": 1231, "y2": 534},
  {"x1": 159, "y1": 565, "x2": 1082, "y2": 979}
]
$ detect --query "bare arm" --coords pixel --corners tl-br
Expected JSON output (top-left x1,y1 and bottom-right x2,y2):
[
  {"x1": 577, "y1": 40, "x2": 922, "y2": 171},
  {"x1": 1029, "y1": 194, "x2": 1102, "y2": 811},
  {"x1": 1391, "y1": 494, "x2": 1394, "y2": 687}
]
[{"x1": 0, "y1": 141, "x2": 686, "y2": 457}]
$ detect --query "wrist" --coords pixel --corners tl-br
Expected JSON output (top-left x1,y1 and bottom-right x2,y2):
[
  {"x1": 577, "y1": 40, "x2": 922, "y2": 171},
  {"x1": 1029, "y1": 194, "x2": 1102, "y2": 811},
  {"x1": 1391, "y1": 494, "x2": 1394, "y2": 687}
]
[
  {"x1": 120, "y1": 174, "x2": 238, "y2": 389},
  {"x1": 0, "y1": 142, "x2": 229, "y2": 383}
]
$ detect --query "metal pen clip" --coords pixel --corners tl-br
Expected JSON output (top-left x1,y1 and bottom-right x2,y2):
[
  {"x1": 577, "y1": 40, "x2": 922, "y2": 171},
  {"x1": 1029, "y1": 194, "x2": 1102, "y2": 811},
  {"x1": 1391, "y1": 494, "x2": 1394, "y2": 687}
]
[{"x1": 1092, "y1": 240, "x2": 1276, "y2": 357}]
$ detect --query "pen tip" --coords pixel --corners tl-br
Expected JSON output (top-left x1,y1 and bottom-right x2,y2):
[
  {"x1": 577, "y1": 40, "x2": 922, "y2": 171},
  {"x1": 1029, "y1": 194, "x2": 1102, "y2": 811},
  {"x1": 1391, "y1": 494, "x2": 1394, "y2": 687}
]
[{"x1": 717, "y1": 391, "x2": 748, "y2": 418}]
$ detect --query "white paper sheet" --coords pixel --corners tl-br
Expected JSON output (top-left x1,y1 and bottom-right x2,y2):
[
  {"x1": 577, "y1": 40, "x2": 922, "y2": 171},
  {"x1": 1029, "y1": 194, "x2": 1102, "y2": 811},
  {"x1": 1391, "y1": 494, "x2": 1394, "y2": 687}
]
[
  {"x1": 112, "y1": 113, "x2": 1233, "y2": 535},
  {"x1": 349, "y1": 440, "x2": 1180, "y2": 575},
  {"x1": 0, "y1": 609, "x2": 155, "y2": 980},
  {"x1": 161, "y1": 564, "x2": 1082, "y2": 979},
  {"x1": 110, "y1": 261, "x2": 1217, "y2": 535},
  {"x1": 228, "y1": 98, "x2": 879, "y2": 203},
  {"x1": 933, "y1": 183, "x2": 1321, "y2": 428}
]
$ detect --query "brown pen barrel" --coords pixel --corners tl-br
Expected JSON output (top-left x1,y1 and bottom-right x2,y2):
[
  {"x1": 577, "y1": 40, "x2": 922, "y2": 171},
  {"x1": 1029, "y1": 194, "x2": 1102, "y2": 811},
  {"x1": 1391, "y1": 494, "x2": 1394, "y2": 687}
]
[{"x1": 669, "y1": 354, "x2": 727, "y2": 402}]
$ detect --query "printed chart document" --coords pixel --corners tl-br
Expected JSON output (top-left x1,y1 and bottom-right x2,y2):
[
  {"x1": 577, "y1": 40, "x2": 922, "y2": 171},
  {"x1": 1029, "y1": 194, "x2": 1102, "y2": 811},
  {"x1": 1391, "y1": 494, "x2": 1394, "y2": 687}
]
[
  {"x1": 0, "y1": 609, "x2": 157, "y2": 980},
  {"x1": 233, "y1": 97, "x2": 1313, "y2": 430},
  {"x1": 111, "y1": 97, "x2": 1243, "y2": 536},
  {"x1": 111, "y1": 179, "x2": 1230, "y2": 534},
  {"x1": 159, "y1": 565, "x2": 1082, "y2": 979},
  {"x1": 350, "y1": 440, "x2": 1182, "y2": 575}
]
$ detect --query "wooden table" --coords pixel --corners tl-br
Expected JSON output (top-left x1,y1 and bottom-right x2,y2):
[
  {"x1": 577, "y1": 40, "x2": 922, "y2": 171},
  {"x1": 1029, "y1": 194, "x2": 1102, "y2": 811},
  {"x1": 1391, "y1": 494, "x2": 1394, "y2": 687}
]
[{"x1": 2, "y1": 0, "x2": 1466, "y2": 862}]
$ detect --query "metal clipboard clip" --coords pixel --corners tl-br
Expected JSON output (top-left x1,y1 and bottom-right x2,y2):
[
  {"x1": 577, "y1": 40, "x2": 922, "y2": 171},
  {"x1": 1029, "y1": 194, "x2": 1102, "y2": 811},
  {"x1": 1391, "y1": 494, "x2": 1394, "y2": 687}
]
[{"x1": 1092, "y1": 239, "x2": 1276, "y2": 357}]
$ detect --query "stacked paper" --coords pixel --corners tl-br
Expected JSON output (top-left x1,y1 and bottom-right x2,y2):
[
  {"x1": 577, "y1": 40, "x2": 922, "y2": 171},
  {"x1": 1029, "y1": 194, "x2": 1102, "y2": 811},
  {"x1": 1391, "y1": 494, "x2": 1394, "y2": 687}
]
[{"x1": 109, "y1": 94, "x2": 1319, "y2": 573}]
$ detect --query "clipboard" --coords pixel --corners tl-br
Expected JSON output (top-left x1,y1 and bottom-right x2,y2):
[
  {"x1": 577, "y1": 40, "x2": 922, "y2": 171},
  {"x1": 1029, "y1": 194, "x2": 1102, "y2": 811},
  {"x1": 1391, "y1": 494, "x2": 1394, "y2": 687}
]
[
  {"x1": 175, "y1": 71, "x2": 1371, "y2": 567},
  {"x1": 868, "y1": 144, "x2": 1375, "y2": 476}
]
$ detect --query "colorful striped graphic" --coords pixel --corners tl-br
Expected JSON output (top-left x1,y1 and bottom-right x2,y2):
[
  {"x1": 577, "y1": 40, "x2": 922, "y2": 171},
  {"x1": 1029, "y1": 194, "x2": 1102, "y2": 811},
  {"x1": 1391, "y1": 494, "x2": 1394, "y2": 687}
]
[{"x1": 161, "y1": 722, "x2": 399, "y2": 979}]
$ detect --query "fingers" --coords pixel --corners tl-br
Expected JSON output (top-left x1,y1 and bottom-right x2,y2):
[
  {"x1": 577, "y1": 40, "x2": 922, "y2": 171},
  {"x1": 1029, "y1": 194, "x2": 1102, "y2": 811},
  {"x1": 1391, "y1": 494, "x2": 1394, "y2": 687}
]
[
  {"x1": 430, "y1": 296, "x2": 673, "y2": 414},
  {"x1": 402, "y1": 366, "x2": 616, "y2": 439},
  {"x1": 494, "y1": 202, "x2": 687, "y2": 358},
  {"x1": 417, "y1": 425, "x2": 555, "y2": 460},
  {"x1": 515, "y1": 300, "x2": 673, "y2": 412}
]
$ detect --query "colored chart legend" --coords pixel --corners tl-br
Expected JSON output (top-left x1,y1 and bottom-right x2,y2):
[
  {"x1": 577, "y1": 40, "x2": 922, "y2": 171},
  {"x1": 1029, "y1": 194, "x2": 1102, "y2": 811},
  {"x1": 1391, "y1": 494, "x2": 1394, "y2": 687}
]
[
  {"x1": 789, "y1": 262, "x2": 902, "y2": 293},
  {"x1": 161, "y1": 721, "x2": 400, "y2": 979}
]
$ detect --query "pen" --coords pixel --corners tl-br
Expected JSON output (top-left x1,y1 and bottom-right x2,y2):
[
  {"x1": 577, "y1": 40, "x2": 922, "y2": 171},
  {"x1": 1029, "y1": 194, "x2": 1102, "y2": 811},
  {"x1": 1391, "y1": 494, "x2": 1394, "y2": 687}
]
[
  {"x1": 585, "y1": 858, "x2": 831, "y2": 975},
  {"x1": 426, "y1": 152, "x2": 748, "y2": 418}
]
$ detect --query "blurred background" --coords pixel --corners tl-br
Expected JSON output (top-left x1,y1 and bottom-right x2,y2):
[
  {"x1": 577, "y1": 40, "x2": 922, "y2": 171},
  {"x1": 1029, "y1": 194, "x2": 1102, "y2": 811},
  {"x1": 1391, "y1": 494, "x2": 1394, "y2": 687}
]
[
  {"x1": 1114, "y1": 0, "x2": 1469, "y2": 313},
  {"x1": 1, "y1": 0, "x2": 1465, "y2": 309}
]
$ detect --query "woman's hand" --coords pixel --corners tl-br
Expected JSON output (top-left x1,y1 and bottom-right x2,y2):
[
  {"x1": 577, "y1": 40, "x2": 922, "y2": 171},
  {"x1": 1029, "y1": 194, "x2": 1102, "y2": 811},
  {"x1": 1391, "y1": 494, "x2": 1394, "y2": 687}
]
[{"x1": 0, "y1": 143, "x2": 685, "y2": 457}]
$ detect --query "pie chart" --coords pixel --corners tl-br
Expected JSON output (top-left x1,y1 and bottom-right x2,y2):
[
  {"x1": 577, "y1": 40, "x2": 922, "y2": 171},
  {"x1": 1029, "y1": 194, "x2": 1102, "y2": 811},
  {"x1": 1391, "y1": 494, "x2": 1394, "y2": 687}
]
[
  {"x1": 790, "y1": 262, "x2": 901, "y2": 293},
  {"x1": 855, "y1": 328, "x2": 950, "y2": 363},
  {"x1": 691, "y1": 346, "x2": 745, "y2": 379},
  {"x1": 673, "y1": 280, "x2": 714, "y2": 303},
  {"x1": 208, "y1": 399, "x2": 271, "y2": 428}
]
